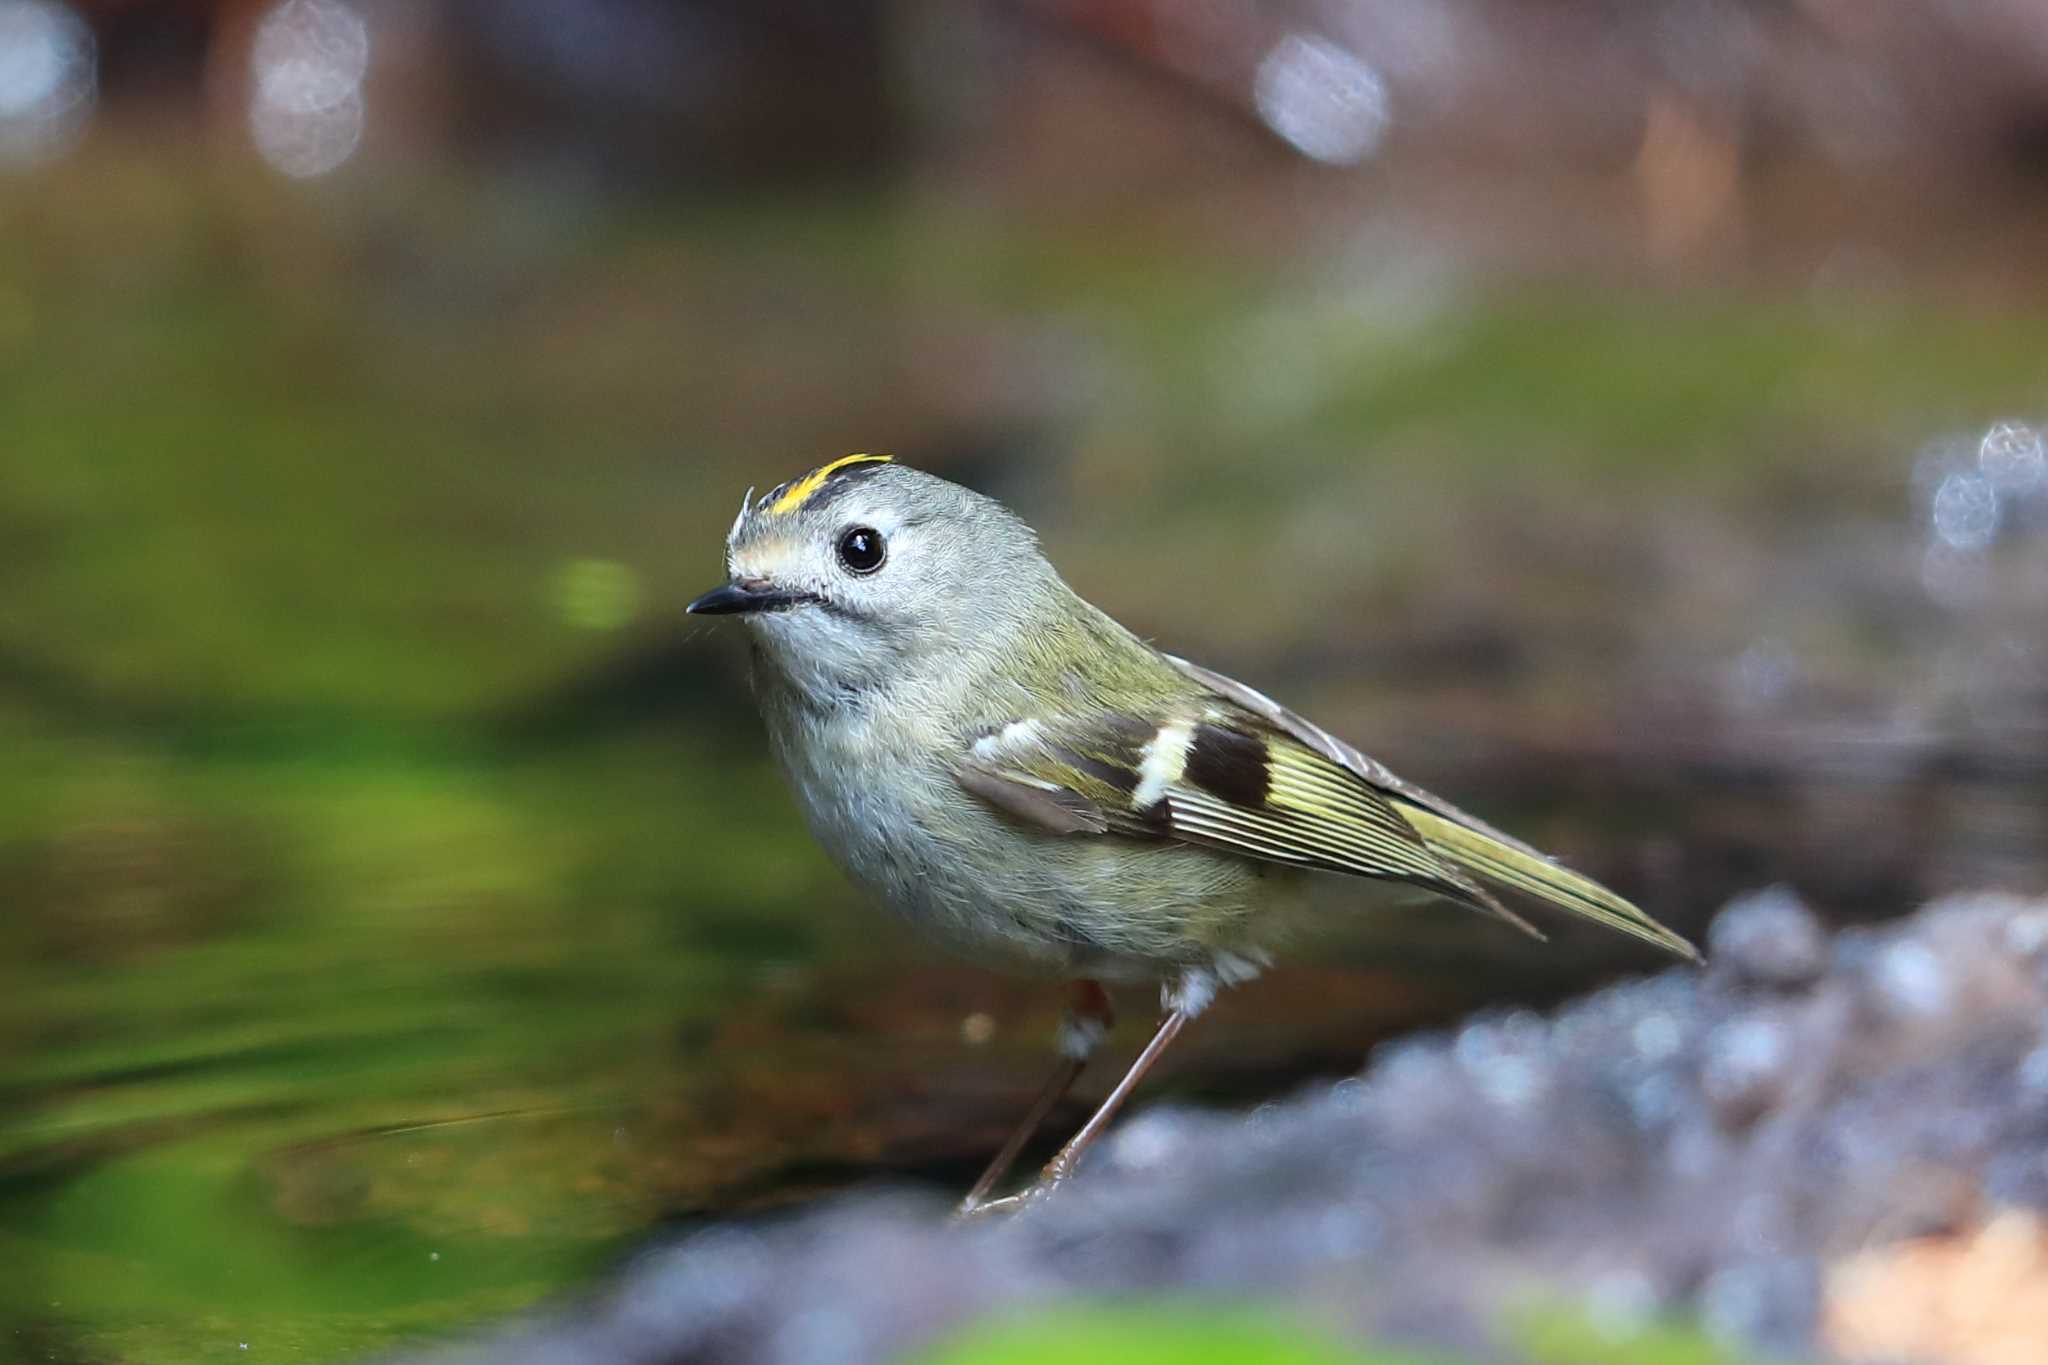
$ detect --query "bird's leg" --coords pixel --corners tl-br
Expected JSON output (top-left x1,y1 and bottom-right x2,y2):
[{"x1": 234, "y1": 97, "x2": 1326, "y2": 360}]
[
  {"x1": 974, "y1": 966, "x2": 1213, "y2": 1213},
  {"x1": 956, "y1": 980, "x2": 1114, "y2": 1216},
  {"x1": 1026, "y1": 1004, "x2": 1189, "y2": 1198}
]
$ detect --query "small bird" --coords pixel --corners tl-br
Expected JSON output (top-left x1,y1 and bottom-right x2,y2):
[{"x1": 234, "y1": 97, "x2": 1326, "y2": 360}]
[{"x1": 689, "y1": 454, "x2": 1698, "y2": 1213}]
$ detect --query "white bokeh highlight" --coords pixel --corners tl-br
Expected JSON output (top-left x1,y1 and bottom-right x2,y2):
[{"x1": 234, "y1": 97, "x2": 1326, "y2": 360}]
[
  {"x1": 1930, "y1": 469, "x2": 2000, "y2": 551},
  {"x1": 1253, "y1": 32, "x2": 1389, "y2": 166},
  {"x1": 0, "y1": 0, "x2": 94, "y2": 167},
  {"x1": 249, "y1": 0, "x2": 370, "y2": 179},
  {"x1": 1978, "y1": 419, "x2": 2045, "y2": 495}
]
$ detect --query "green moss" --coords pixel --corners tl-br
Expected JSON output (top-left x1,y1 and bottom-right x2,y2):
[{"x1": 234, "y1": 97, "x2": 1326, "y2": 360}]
[
  {"x1": 1513, "y1": 1305, "x2": 1763, "y2": 1365},
  {"x1": 918, "y1": 1304, "x2": 1402, "y2": 1365}
]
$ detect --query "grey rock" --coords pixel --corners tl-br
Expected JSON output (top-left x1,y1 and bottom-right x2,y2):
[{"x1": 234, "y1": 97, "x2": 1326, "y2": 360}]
[{"x1": 1707, "y1": 885, "x2": 1829, "y2": 991}]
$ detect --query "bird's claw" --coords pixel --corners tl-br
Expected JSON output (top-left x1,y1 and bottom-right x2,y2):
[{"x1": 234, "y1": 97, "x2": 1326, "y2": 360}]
[
  {"x1": 953, "y1": 1191, "x2": 1026, "y2": 1221},
  {"x1": 953, "y1": 1167, "x2": 1072, "y2": 1221}
]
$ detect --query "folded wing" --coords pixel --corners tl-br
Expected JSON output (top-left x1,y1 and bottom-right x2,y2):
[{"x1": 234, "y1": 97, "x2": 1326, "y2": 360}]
[
  {"x1": 1166, "y1": 655, "x2": 1699, "y2": 960},
  {"x1": 954, "y1": 704, "x2": 1542, "y2": 938},
  {"x1": 952, "y1": 660, "x2": 1698, "y2": 961}
]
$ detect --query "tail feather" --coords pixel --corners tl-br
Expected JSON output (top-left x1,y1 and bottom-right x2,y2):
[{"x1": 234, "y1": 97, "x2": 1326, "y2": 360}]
[{"x1": 1399, "y1": 805, "x2": 1700, "y2": 962}]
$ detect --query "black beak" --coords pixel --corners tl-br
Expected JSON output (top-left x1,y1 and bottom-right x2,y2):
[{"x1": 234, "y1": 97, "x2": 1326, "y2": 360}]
[{"x1": 686, "y1": 579, "x2": 812, "y2": 616}]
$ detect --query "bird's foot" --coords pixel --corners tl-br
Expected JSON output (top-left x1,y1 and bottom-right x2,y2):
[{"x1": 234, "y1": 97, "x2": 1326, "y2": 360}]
[
  {"x1": 953, "y1": 1191, "x2": 1027, "y2": 1220},
  {"x1": 953, "y1": 1158, "x2": 1079, "y2": 1221}
]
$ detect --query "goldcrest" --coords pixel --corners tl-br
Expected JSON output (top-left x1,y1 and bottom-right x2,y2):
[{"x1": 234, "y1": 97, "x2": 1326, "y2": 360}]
[{"x1": 689, "y1": 454, "x2": 1697, "y2": 1211}]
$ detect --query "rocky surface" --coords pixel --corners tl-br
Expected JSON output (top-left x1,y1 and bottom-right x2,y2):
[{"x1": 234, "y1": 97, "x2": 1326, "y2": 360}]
[{"x1": 401, "y1": 891, "x2": 2048, "y2": 1365}]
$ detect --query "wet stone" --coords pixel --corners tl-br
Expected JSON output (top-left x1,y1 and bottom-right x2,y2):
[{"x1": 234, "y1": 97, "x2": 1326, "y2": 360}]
[
  {"x1": 1700, "y1": 1012, "x2": 1797, "y2": 1129},
  {"x1": 1697, "y1": 1255, "x2": 1822, "y2": 1354},
  {"x1": 1706, "y1": 886, "x2": 1828, "y2": 991}
]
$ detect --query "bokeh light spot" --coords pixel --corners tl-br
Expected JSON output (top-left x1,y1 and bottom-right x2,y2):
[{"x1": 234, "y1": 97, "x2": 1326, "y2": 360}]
[
  {"x1": 0, "y1": 0, "x2": 94, "y2": 168},
  {"x1": 249, "y1": 0, "x2": 370, "y2": 179},
  {"x1": 1253, "y1": 32, "x2": 1389, "y2": 166},
  {"x1": 1930, "y1": 470, "x2": 1999, "y2": 551},
  {"x1": 1978, "y1": 419, "x2": 2045, "y2": 495},
  {"x1": 1921, "y1": 542, "x2": 1990, "y2": 609}
]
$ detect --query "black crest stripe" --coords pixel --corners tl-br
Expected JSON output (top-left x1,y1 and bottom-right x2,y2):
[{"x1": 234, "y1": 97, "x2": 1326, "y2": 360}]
[{"x1": 773, "y1": 461, "x2": 891, "y2": 522}]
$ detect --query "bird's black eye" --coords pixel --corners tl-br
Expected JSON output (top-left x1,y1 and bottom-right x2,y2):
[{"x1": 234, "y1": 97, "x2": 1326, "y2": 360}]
[{"x1": 837, "y1": 525, "x2": 886, "y2": 574}]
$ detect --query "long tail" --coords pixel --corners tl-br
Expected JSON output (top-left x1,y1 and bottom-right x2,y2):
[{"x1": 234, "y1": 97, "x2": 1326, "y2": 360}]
[{"x1": 1398, "y1": 804, "x2": 1701, "y2": 961}]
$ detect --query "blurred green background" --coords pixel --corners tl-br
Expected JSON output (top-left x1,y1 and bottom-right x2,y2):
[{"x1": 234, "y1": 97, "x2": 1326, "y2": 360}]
[{"x1": 3, "y1": 1, "x2": 2046, "y2": 1359}]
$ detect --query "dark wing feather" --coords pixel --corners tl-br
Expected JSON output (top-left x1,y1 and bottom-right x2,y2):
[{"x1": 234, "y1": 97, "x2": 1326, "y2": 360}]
[{"x1": 1164, "y1": 654, "x2": 1700, "y2": 960}]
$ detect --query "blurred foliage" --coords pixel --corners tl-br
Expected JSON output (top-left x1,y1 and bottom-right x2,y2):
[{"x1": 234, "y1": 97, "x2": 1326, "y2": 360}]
[
  {"x1": 1513, "y1": 1306, "x2": 1761, "y2": 1365},
  {"x1": 918, "y1": 1302, "x2": 1766, "y2": 1365},
  {"x1": 918, "y1": 1305, "x2": 1398, "y2": 1365}
]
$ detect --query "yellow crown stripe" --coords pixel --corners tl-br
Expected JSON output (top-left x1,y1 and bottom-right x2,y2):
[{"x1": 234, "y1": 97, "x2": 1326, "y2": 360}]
[{"x1": 768, "y1": 453, "x2": 893, "y2": 516}]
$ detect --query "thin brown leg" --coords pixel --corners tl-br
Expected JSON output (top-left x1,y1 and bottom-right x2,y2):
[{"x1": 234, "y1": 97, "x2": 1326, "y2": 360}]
[
  {"x1": 957, "y1": 981, "x2": 1114, "y2": 1216},
  {"x1": 958, "y1": 1053, "x2": 1084, "y2": 1213},
  {"x1": 1032, "y1": 1006, "x2": 1188, "y2": 1192}
]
